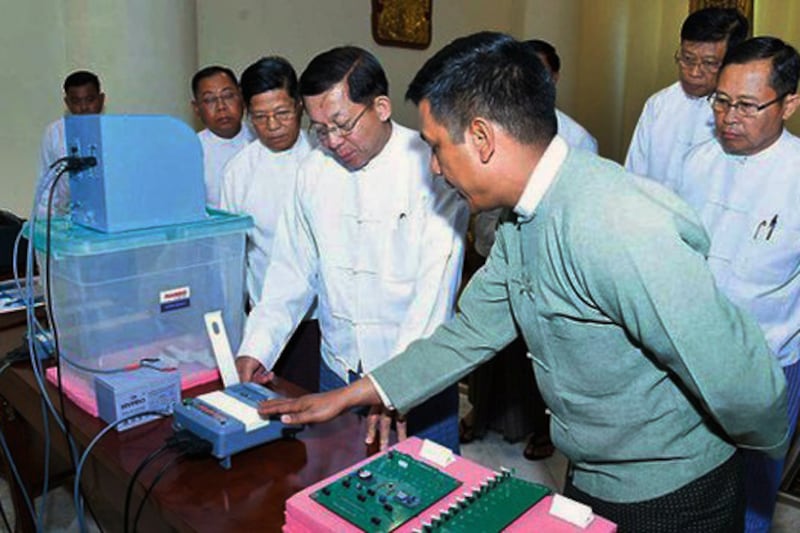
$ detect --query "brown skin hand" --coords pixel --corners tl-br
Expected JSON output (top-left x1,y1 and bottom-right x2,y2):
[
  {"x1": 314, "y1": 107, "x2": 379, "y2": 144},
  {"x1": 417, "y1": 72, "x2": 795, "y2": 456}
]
[{"x1": 258, "y1": 376, "x2": 382, "y2": 425}]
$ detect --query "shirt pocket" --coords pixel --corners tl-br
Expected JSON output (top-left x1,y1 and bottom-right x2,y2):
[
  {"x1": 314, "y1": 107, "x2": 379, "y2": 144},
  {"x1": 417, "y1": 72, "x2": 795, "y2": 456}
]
[
  {"x1": 732, "y1": 216, "x2": 800, "y2": 286},
  {"x1": 380, "y1": 210, "x2": 423, "y2": 283},
  {"x1": 544, "y1": 318, "x2": 628, "y2": 396}
]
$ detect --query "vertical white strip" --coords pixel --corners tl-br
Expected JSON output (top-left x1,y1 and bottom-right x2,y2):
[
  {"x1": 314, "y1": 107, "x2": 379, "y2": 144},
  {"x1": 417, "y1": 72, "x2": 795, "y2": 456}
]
[{"x1": 204, "y1": 310, "x2": 239, "y2": 387}]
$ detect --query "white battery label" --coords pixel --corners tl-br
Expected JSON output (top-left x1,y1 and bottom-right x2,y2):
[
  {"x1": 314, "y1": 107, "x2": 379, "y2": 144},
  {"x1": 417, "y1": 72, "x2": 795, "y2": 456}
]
[{"x1": 160, "y1": 286, "x2": 191, "y2": 312}]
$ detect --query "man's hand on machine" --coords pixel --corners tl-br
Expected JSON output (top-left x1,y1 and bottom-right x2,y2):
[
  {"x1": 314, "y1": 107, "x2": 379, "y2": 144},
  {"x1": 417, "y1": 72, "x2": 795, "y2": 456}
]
[
  {"x1": 258, "y1": 376, "x2": 383, "y2": 426},
  {"x1": 236, "y1": 355, "x2": 274, "y2": 385}
]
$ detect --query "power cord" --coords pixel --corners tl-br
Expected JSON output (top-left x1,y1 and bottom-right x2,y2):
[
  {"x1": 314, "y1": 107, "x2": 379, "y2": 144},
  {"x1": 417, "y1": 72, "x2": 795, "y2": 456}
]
[
  {"x1": 122, "y1": 430, "x2": 196, "y2": 533},
  {"x1": 42, "y1": 156, "x2": 103, "y2": 533},
  {"x1": 72, "y1": 410, "x2": 170, "y2": 533},
  {"x1": 125, "y1": 430, "x2": 212, "y2": 533},
  {"x1": 7, "y1": 156, "x2": 101, "y2": 532}
]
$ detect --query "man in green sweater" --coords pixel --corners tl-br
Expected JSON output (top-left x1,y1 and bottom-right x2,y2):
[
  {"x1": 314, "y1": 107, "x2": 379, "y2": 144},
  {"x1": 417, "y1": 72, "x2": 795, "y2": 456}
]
[{"x1": 260, "y1": 32, "x2": 789, "y2": 532}]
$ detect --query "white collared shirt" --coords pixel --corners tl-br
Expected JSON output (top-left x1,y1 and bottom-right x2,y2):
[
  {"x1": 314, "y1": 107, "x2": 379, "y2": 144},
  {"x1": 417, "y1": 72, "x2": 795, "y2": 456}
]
[
  {"x1": 678, "y1": 129, "x2": 800, "y2": 367},
  {"x1": 238, "y1": 122, "x2": 469, "y2": 381},
  {"x1": 514, "y1": 135, "x2": 569, "y2": 219},
  {"x1": 625, "y1": 81, "x2": 715, "y2": 192},
  {"x1": 219, "y1": 131, "x2": 312, "y2": 307},
  {"x1": 198, "y1": 125, "x2": 254, "y2": 208},
  {"x1": 556, "y1": 109, "x2": 598, "y2": 154},
  {"x1": 39, "y1": 117, "x2": 66, "y2": 177}
]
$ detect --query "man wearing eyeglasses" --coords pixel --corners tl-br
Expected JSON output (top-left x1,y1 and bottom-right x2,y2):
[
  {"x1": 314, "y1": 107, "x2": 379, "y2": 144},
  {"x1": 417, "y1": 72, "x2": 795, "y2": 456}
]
[
  {"x1": 677, "y1": 37, "x2": 800, "y2": 533},
  {"x1": 219, "y1": 57, "x2": 320, "y2": 392},
  {"x1": 235, "y1": 46, "x2": 469, "y2": 452},
  {"x1": 259, "y1": 33, "x2": 789, "y2": 532},
  {"x1": 38, "y1": 70, "x2": 105, "y2": 209},
  {"x1": 625, "y1": 7, "x2": 747, "y2": 191},
  {"x1": 191, "y1": 65, "x2": 254, "y2": 208}
]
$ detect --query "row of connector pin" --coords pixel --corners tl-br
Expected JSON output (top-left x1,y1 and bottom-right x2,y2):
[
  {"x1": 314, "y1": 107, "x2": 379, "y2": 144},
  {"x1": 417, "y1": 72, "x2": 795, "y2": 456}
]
[{"x1": 412, "y1": 467, "x2": 512, "y2": 532}]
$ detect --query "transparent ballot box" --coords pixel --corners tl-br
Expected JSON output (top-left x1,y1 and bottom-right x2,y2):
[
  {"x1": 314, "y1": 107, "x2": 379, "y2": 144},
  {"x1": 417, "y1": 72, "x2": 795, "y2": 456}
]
[{"x1": 32, "y1": 210, "x2": 252, "y2": 415}]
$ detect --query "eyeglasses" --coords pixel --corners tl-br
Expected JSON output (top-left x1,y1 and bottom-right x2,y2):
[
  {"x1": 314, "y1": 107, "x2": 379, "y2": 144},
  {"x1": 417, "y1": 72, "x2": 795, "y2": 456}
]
[
  {"x1": 199, "y1": 90, "x2": 239, "y2": 109},
  {"x1": 708, "y1": 91, "x2": 790, "y2": 118},
  {"x1": 674, "y1": 51, "x2": 722, "y2": 73},
  {"x1": 309, "y1": 103, "x2": 371, "y2": 142},
  {"x1": 249, "y1": 108, "x2": 298, "y2": 126}
]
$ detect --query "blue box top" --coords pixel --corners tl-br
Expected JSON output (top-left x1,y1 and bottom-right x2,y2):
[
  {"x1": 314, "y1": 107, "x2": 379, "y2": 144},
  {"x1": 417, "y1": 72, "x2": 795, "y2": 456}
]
[{"x1": 30, "y1": 208, "x2": 253, "y2": 256}]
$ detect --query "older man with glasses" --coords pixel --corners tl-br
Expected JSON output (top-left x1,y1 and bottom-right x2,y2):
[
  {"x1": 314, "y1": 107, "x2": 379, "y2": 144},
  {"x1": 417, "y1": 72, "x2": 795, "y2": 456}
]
[
  {"x1": 625, "y1": 7, "x2": 748, "y2": 191},
  {"x1": 219, "y1": 57, "x2": 321, "y2": 392},
  {"x1": 235, "y1": 46, "x2": 469, "y2": 452},
  {"x1": 677, "y1": 37, "x2": 800, "y2": 533},
  {"x1": 260, "y1": 33, "x2": 790, "y2": 532},
  {"x1": 191, "y1": 65, "x2": 254, "y2": 208}
]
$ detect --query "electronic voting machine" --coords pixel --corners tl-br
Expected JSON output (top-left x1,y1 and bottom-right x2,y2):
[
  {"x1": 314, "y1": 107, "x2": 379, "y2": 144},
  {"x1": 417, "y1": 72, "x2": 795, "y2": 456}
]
[
  {"x1": 172, "y1": 382, "x2": 302, "y2": 469},
  {"x1": 172, "y1": 312, "x2": 303, "y2": 468}
]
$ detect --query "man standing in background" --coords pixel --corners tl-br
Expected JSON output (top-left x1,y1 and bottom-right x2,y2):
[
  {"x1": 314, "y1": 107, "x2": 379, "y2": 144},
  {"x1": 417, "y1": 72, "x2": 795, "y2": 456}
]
[
  {"x1": 625, "y1": 7, "x2": 748, "y2": 190},
  {"x1": 524, "y1": 39, "x2": 597, "y2": 153},
  {"x1": 679, "y1": 37, "x2": 800, "y2": 533},
  {"x1": 39, "y1": 70, "x2": 105, "y2": 183},
  {"x1": 220, "y1": 56, "x2": 320, "y2": 392},
  {"x1": 191, "y1": 65, "x2": 254, "y2": 208}
]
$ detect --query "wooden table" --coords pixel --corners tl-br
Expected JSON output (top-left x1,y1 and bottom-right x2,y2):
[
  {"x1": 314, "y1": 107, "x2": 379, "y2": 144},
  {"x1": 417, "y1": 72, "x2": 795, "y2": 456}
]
[{"x1": 0, "y1": 321, "x2": 369, "y2": 532}]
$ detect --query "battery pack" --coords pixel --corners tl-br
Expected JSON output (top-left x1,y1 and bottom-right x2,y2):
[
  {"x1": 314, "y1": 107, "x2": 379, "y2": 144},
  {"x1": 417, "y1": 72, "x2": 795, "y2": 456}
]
[{"x1": 95, "y1": 367, "x2": 181, "y2": 431}]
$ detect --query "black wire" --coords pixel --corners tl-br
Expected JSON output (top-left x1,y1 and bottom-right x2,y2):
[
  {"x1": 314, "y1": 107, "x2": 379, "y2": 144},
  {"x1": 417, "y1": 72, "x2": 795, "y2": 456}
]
[
  {"x1": 44, "y1": 166, "x2": 69, "y2": 438},
  {"x1": 131, "y1": 453, "x2": 186, "y2": 533},
  {"x1": 43, "y1": 165, "x2": 105, "y2": 533},
  {"x1": 123, "y1": 444, "x2": 171, "y2": 533}
]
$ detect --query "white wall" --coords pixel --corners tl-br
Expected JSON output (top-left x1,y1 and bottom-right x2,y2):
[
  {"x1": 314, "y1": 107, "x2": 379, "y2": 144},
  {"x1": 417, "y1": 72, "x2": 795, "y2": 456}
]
[
  {"x1": 518, "y1": 0, "x2": 582, "y2": 117},
  {"x1": 7, "y1": 1, "x2": 800, "y2": 216},
  {"x1": 196, "y1": 0, "x2": 521, "y2": 129},
  {"x1": 3, "y1": 0, "x2": 529, "y2": 217},
  {"x1": 0, "y1": 1, "x2": 67, "y2": 216},
  {"x1": 581, "y1": 0, "x2": 800, "y2": 162},
  {"x1": 0, "y1": 0, "x2": 197, "y2": 216}
]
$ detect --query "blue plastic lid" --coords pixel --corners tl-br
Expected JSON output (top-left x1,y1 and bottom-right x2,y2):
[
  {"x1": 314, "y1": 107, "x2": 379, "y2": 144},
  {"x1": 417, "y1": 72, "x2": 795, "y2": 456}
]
[{"x1": 30, "y1": 208, "x2": 253, "y2": 256}]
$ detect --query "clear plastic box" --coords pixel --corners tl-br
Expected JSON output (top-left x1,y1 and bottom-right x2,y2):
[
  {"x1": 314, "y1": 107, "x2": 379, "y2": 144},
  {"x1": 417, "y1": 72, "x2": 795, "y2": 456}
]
[{"x1": 33, "y1": 209, "x2": 252, "y2": 415}]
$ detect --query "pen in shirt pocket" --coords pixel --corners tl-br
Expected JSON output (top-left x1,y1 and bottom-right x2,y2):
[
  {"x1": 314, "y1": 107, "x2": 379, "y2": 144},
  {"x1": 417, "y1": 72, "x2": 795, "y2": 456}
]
[
  {"x1": 753, "y1": 214, "x2": 778, "y2": 241},
  {"x1": 392, "y1": 211, "x2": 407, "y2": 230},
  {"x1": 765, "y1": 214, "x2": 778, "y2": 240}
]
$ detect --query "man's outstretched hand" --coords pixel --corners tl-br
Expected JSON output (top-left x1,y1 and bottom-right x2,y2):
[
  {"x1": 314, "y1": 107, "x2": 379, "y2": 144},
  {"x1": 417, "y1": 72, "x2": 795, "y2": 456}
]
[{"x1": 258, "y1": 376, "x2": 383, "y2": 425}]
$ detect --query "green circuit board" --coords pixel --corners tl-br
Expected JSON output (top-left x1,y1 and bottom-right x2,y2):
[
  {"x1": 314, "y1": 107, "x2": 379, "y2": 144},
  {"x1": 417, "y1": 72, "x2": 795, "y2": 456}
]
[
  {"x1": 434, "y1": 473, "x2": 551, "y2": 532},
  {"x1": 310, "y1": 450, "x2": 462, "y2": 532}
]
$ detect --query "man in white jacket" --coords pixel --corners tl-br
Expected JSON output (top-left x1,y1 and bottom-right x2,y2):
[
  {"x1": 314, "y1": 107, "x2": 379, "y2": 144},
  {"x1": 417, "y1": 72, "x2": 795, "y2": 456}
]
[
  {"x1": 625, "y1": 7, "x2": 748, "y2": 191},
  {"x1": 219, "y1": 56, "x2": 319, "y2": 392},
  {"x1": 235, "y1": 46, "x2": 469, "y2": 452},
  {"x1": 191, "y1": 65, "x2": 254, "y2": 208},
  {"x1": 678, "y1": 37, "x2": 800, "y2": 533}
]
